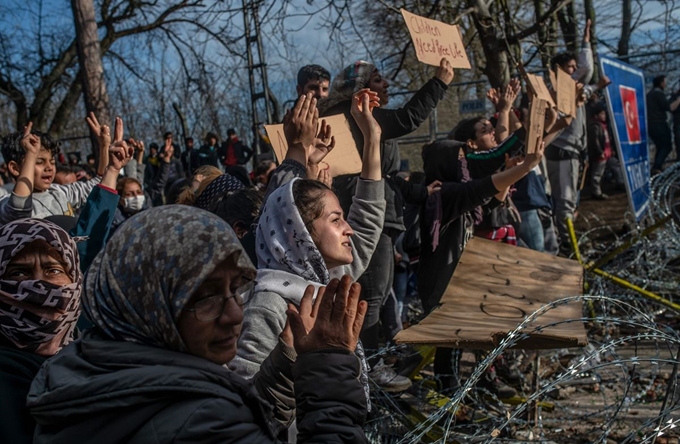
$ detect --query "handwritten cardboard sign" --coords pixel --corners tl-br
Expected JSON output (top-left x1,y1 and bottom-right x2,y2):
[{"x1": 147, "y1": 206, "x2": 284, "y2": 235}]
[
  {"x1": 555, "y1": 66, "x2": 576, "y2": 117},
  {"x1": 526, "y1": 98, "x2": 547, "y2": 154},
  {"x1": 401, "y1": 9, "x2": 471, "y2": 69},
  {"x1": 264, "y1": 114, "x2": 362, "y2": 177},
  {"x1": 518, "y1": 63, "x2": 556, "y2": 108},
  {"x1": 394, "y1": 237, "x2": 586, "y2": 350}
]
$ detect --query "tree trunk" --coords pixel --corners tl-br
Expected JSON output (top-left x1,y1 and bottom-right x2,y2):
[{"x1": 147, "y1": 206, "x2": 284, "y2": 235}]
[
  {"x1": 618, "y1": 0, "x2": 631, "y2": 57},
  {"x1": 469, "y1": 0, "x2": 510, "y2": 88},
  {"x1": 534, "y1": 0, "x2": 551, "y2": 70},
  {"x1": 71, "y1": 0, "x2": 110, "y2": 156},
  {"x1": 557, "y1": 1, "x2": 578, "y2": 54}
]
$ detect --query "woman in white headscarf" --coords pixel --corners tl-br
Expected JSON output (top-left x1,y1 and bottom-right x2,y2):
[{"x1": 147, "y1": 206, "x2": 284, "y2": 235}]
[{"x1": 230, "y1": 91, "x2": 385, "y2": 426}]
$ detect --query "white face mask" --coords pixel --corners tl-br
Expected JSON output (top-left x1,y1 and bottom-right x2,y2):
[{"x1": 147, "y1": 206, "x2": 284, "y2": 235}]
[{"x1": 124, "y1": 195, "x2": 145, "y2": 212}]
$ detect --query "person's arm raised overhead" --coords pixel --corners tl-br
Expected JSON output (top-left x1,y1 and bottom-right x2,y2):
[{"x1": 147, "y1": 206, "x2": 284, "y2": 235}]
[
  {"x1": 307, "y1": 118, "x2": 335, "y2": 184},
  {"x1": 266, "y1": 93, "x2": 335, "y2": 200},
  {"x1": 494, "y1": 79, "x2": 521, "y2": 143},
  {"x1": 351, "y1": 89, "x2": 382, "y2": 181},
  {"x1": 573, "y1": 19, "x2": 594, "y2": 84},
  {"x1": 12, "y1": 122, "x2": 40, "y2": 199},
  {"x1": 86, "y1": 112, "x2": 111, "y2": 177}
]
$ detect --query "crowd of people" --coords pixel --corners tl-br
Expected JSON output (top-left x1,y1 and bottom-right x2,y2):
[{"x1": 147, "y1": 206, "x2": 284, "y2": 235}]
[{"x1": 0, "y1": 16, "x2": 669, "y2": 443}]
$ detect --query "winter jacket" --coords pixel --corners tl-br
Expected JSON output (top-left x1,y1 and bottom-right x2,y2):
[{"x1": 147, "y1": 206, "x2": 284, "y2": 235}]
[
  {"x1": 196, "y1": 144, "x2": 220, "y2": 168},
  {"x1": 647, "y1": 87, "x2": 671, "y2": 123},
  {"x1": 27, "y1": 330, "x2": 368, "y2": 443},
  {"x1": 321, "y1": 77, "x2": 447, "y2": 232},
  {"x1": 418, "y1": 139, "x2": 499, "y2": 313},
  {"x1": 587, "y1": 119, "x2": 612, "y2": 161},
  {"x1": 220, "y1": 139, "x2": 254, "y2": 166},
  {"x1": 0, "y1": 176, "x2": 101, "y2": 223},
  {"x1": 232, "y1": 161, "x2": 385, "y2": 381},
  {"x1": 70, "y1": 184, "x2": 120, "y2": 272},
  {"x1": 0, "y1": 343, "x2": 46, "y2": 444}
]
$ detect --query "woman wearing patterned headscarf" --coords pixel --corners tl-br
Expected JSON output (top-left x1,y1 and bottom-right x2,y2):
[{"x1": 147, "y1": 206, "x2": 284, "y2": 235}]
[
  {"x1": 229, "y1": 91, "x2": 385, "y2": 435},
  {"x1": 0, "y1": 219, "x2": 82, "y2": 444},
  {"x1": 318, "y1": 58, "x2": 454, "y2": 390},
  {"x1": 27, "y1": 206, "x2": 370, "y2": 443}
]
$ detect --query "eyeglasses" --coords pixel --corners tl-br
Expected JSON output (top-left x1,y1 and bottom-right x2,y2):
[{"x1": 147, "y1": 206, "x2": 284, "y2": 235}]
[{"x1": 184, "y1": 279, "x2": 253, "y2": 322}]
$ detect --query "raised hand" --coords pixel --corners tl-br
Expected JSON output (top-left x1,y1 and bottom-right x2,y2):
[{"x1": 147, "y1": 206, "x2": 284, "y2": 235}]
[
  {"x1": 583, "y1": 19, "x2": 591, "y2": 43},
  {"x1": 486, "y1": 87, "x2": 500, "y2": 109},
  {"x1": 434, "y1": 58, "x2": 454, "y2": 85},
  {"x1": 113, "y1": 116, "x2": 124, "y2": 143},
  {"x1": 21, "y1": 122, "x2": 41, "y2": 156},
  {"x1": 286, "y1": 275, "x2": 366, "y2": 354},
  {"x1": 350, "y1": 88, "x2": 381, "y2": 139},
  {"x1": 86, "y1": 112, "x2": 111, "y2": 150},
  {"x1": 524, "y1": 137, "x2": 545, "y2": 170},
  {"x1": 280, "y1": 284, "x2": 325, "y2": 348},
  {"x1": 161, "y1": 144, "x2": 174, "y2": 163},
  {"x1": 498, "y1": 79, "x2": 520, "y2": 112},
  {"x1": 284, "y1": 92, "x2": 318, "y2": 151},
  {"x1": 108, "y1": 141, "x2": 133, "y2": 171},
  {"x1": 309, "y1": 119, "x2": 335, "y2": 167},
  {"x1": 317, "y1": 166, "x2": 332, "y2": 188},
  {"x1": 504, "y1": 153, "x2": 524, "y2": 170}
]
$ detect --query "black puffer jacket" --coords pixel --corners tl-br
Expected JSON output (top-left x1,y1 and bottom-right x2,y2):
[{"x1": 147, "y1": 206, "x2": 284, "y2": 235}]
[
  {"x1": 28, "y1": 330, "x2": 368, "y2": 443},
  {"x1": 321, "y1": 77, "x2": 448, "y2": 233}
]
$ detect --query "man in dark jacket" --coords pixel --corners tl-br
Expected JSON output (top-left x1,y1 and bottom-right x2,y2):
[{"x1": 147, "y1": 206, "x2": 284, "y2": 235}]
[
  {"x1": 196, "y1": 132, "x2": 220, "y2": 168},
  {"x1": 647, "y1": 75, "x2": 680, "y2": 173},
  {"x1": 221, "y1": 129, "x2": 254, "y2": 168},
  {"x1": 319, "y1": 57, "x2": 453, "y2": 391}
]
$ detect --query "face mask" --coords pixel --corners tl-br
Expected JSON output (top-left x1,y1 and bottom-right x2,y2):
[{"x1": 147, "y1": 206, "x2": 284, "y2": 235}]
[{"x1": 124, "y1": 195, "x2": 145, "y2": 212}]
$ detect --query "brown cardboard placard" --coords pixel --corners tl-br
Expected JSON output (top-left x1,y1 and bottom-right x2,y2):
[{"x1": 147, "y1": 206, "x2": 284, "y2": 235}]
[
  {"x1": 264, "y1": 113, "x2": 362, "y2": 177},
  {"x1": 401, "y1": 9, "x2": 471, "y2": 69},
  {"x1": 525, "y1": 98, "x2": 547, "y2": 154},
  {"x1": 526, "y1": 73, "x2": 556, "y2": 108},
  {"x1": 394, "y1": 237, "x2": 586, "y2": 350},
  {"x1": 555, "y1": 66, "x2": 576, "y2": 117},
  {"x1": 518, "y1": 62, "x2": 556, "y2": 108}
]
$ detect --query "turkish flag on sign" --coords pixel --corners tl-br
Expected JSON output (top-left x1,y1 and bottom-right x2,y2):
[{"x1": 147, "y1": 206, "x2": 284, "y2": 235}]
[{"x1": 619, "y1": 85, "x2": 641, "y2": 143}]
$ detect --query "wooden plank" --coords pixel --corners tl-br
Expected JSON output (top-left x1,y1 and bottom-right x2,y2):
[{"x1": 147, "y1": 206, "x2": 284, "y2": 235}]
[{"x1": 395, "y1": 238, "x2": 586, "y2": 350}]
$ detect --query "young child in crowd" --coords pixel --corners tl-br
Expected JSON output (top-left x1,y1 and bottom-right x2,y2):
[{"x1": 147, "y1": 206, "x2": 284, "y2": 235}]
[{"x1": 0, "y1": 117, "x2": 109, "y2": 223}]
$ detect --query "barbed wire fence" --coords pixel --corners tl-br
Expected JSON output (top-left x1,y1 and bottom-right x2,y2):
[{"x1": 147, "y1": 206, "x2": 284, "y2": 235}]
[{"x1": 365, "y1": 164, "x2": 680, "y2": 443}]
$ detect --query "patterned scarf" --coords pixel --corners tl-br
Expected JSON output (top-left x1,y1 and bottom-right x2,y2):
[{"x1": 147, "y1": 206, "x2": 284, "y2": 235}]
[
  {"x1": 0, "y1": 219, "x2": 82, "y2": 357},
  {"x1": 194, "y1": 173, "x2": 246, "y2": 212},
  {"x1": 83, "y1": 205, "x2": 255, "y2": 352},
  {"x1": 257, "y1": 178, "x2": 331, "y2": 282},
  {"x1": 254, "y1": 178, "x2": 371, "y2": 409},
  {"x1": 318, "y1": 60, "x2": 377, "y2": 115}
]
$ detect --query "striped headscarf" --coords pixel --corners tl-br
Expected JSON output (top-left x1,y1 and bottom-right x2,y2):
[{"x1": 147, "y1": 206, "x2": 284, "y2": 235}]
[
  {"x1": 83, "y1": 205, "x2": 255, "y2": 352},
  {"x1": 0, "y1": 219, "x2": 82, "y2": 356}
]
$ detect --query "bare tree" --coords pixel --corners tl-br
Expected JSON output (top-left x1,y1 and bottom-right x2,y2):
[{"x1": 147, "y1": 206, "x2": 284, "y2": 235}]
[{"x1": 71, "y1": 0, "x2": 111, "y2": 154}]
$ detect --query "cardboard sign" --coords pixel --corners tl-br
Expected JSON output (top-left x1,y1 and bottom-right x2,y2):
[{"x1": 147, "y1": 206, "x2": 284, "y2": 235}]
[
  {"x1": 264, "y1": 114, "x2": 362, "y2": 177},
  {"x1": 401, "y1": 9, "x2": 471, "y2": 69},
  {"x1": 599, "y1": 56, "x2": 651, "y2": 220},
  {"x1": 525, "y1": 98, "x2": 547, "y2": 154},
  {"x1": 555, "y1": 67, "x2": 576, "y2": 117},
  {"x1": 394, "y1": 238, "x2": 586, "y2": 350},
  {"x1": 526, "y1": 74, "x2": 556, "y2": 108}
]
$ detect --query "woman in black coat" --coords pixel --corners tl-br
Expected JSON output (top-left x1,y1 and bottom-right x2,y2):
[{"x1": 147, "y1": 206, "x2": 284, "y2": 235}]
[{"x1": 28, "y1": 206, "x2": 369, "y2": 443}]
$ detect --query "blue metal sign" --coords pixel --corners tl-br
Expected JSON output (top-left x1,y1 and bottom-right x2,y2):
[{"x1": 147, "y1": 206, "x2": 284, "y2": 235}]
[{"x1": 599, "y1": 56, "x2": 651, "y2": 220}]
